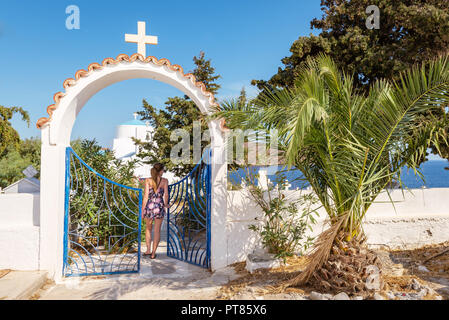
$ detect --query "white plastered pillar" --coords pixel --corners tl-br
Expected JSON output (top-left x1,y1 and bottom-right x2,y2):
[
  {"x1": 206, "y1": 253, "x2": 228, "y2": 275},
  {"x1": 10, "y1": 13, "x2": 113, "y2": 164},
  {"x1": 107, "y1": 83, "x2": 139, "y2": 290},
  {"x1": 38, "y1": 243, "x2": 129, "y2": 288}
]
[
  {"x1": 39, "y1": 128, "x2": 67, "y2": 282},
  {"x1": 209, "y1": 120, "x2": 228, "y2": 271}
]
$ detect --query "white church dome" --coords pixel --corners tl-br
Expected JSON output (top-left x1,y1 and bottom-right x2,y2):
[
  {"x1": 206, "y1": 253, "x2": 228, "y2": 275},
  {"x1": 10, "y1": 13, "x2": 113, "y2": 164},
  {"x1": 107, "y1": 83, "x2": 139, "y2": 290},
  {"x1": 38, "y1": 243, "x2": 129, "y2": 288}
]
[
  {"x1": 112, "y1": 113, "x2": 153, "y2": 159},
  {"x1": 111, "y1": 113, "x2": 176, "y2": 183}
]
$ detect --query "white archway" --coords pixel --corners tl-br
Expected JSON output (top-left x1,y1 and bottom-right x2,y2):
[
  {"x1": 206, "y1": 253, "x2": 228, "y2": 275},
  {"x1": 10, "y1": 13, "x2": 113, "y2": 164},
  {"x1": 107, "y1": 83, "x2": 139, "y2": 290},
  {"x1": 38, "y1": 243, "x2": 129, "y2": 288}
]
[{"x1": 37, "y1": 54, "x2": 228, "y2": 281}]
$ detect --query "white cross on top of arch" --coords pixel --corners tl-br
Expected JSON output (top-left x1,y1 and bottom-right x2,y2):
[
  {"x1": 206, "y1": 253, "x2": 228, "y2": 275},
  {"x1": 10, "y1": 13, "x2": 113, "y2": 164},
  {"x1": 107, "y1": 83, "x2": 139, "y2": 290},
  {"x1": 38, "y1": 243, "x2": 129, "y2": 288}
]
[{"x1": 125, "y1": 21, "x2": 158, "y2": 57}]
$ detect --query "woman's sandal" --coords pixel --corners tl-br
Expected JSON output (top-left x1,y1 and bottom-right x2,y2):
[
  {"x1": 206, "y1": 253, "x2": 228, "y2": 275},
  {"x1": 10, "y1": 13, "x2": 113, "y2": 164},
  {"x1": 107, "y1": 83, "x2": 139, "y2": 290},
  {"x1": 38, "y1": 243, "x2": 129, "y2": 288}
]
[
  {"x1": 143, "y1": 252, "x2": 152, "y2": 257},
  {"x1": 150, "y1": 254, "x2": 157, "y2": 259}
]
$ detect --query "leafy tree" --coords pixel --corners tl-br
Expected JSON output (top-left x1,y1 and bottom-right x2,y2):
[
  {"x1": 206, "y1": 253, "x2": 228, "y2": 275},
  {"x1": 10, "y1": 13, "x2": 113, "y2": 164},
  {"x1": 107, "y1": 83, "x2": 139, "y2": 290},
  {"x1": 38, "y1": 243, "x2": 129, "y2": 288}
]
[
  {"x1": 238, "y1": 87, "x2": 247, "y2": 106},
  {"x1": 134, "y1": 51, "x2": 221, "y2": 177},
  {"x1": 214, "y1": 54, "x2": 449, "y2": 293},
  {"x1": 0, "y1": 105, "x2": 30, "y2": 156},
  {"x1": 67, "y1": 138, "x2": 140, "y2": 257},
  {"x1": 230, "y1": 166, "x2": 318, "y2": 261},
  {"x1": 254, "y1": 0, "x2": 449, "y2": 92},
  {"x1": 19, "y1": 137, "x2": 41, "y2": 177},
  {"x1": 0, "y1": 148, "x2": 32, "y2": 188},
  {"x1": 192, "y1": 52, "x2": 221, "y2": 95},
  {"x1": 71, "y1": 138, "x2": 138, "y2": 187},
  {"x1": 0, "y1": 137, "x2": 41, "y2": 189},
  {"x1": 252, "y1": 0, "x2": 449, "y2": 164}
]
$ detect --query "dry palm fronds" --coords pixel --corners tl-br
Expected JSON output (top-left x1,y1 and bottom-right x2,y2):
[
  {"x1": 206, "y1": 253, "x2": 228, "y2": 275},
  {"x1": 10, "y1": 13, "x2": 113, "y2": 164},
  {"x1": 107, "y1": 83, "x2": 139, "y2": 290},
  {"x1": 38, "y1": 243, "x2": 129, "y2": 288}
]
[
  {"x1": 272, "y1": 212, "x2": 384, "y2": 295},
  {"x1": 310, "y1": 239, "x2": 382, "y2": 294},
  {"x1": 0, "y1": 270, "x2": 11, "y2": 279},
  {"x1": 278, "y1": 213, "x2": 349, "y2": 291}
]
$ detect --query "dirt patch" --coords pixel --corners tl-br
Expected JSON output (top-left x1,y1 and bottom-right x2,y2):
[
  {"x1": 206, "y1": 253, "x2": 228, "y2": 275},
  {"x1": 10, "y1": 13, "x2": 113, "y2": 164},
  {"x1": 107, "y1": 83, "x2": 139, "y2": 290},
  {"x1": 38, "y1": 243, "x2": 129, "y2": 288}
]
[
  {"x1": 385, "y1": 241, "x2": 449, "y2": 299},
  {"x1": 388, "y1": 241, "x2": 449, "y2": 274}
]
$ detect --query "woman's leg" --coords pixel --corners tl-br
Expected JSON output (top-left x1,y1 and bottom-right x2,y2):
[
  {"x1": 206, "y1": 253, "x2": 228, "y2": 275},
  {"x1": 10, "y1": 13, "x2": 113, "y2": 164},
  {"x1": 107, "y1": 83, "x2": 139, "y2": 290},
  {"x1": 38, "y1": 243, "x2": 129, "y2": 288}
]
[
  {"x1": 144, "y1": 218, "x2": 153, "y2": 254},
  {"x1": 151, "y1": 217, "x2": 164, "y2": 258}
]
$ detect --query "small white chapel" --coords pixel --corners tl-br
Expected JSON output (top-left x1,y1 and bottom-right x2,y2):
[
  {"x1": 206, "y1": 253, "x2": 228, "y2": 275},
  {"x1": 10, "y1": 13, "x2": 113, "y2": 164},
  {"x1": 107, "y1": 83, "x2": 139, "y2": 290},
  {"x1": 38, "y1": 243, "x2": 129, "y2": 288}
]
[{"x1": 111, "y1": 113, "x2": 176, "y2": 183}]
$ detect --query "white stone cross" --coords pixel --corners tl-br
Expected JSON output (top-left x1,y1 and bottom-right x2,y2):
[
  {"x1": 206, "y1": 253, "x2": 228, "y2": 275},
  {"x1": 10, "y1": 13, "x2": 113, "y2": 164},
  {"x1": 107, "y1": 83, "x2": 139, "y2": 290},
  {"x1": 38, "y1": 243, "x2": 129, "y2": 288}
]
[{"x1": 125, "y1": 21, "x2": 158, "y2": 57}]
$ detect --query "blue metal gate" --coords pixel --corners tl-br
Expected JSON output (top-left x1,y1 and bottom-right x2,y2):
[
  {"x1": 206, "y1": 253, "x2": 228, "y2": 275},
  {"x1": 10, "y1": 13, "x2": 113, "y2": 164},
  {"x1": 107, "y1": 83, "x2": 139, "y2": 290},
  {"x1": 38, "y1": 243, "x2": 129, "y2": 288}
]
[
  {"x1": 167, "y1": 149, "x2": 211, "y2": 269},
  {"x1": 63, "y1": 147, "x2": 142, "y2": 277}
]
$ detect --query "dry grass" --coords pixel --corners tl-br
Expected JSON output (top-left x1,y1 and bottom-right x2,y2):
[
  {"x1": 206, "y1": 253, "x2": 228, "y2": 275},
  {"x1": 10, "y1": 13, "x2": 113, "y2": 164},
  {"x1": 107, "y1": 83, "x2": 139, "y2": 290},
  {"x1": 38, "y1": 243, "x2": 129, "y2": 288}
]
[
  {"x1": 389, "y1": 241, "x2": 449, "y2": 275},
  {"x1": 386, "y1": 241, "x2": 449, "y2": 299},
  {"x1": 217, "y1": 255, "x2": 311, "y2": 299},
  {"x1": 0, "y1": 270, "x2": 11, "y2": 279}
]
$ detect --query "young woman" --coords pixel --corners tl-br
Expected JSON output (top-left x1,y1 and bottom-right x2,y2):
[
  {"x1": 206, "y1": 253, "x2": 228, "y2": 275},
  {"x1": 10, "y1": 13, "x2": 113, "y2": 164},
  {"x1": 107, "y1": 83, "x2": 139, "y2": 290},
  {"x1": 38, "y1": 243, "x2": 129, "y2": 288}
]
[{"x1": 141, "y1": 163, "x2": 169, "y2": 259}]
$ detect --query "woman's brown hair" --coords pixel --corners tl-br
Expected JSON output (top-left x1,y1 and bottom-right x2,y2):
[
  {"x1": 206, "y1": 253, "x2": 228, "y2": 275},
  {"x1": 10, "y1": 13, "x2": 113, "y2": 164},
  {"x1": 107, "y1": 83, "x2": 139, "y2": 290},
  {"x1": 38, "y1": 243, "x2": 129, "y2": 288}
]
[{"x1": 150, "y1": 163, "x2": 164, "y2": 192}]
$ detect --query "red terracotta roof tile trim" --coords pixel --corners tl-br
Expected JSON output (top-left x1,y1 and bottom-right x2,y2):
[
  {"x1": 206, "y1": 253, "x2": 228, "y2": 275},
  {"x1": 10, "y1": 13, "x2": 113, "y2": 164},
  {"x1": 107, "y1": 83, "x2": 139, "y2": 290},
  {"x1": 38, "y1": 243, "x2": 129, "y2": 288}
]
[{"x1": 36, "y1": 53, "x2": 220, "y2": 129}]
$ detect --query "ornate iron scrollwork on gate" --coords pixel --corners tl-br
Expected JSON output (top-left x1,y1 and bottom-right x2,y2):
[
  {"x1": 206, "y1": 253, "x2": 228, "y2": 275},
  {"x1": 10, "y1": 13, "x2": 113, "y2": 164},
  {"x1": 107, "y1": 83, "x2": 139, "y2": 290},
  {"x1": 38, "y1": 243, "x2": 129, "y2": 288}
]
[
  {"x1": 167, "y1": 149, "x2": 211, "y2": 268},
  {"x1": 63, "y1": 147, "x2": 142, "y2": 277}
]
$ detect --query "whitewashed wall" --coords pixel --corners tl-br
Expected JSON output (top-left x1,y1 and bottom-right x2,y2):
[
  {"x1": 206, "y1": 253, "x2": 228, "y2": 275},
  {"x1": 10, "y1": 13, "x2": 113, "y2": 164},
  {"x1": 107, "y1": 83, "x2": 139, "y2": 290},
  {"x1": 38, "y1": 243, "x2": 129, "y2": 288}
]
[
  {"x1": 225, "y1": 187, "x2": 449, "y2": 265},
  {"x1": 363, "y1": 188, "x2": 449, "y2": 248},
  {"x1": 0, "y1": 193, "x2": 40, "y2": 270},
  {"x1": 2, "y1": 187, "x2": 448, "y2": 272}
]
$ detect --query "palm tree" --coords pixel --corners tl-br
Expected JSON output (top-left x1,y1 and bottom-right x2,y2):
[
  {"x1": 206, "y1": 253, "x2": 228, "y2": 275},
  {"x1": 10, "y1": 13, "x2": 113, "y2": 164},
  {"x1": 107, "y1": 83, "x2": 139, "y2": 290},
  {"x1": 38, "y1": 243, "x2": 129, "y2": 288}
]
[{"x1": 213, "y1": 54, "x2": 449, "y2": 293}]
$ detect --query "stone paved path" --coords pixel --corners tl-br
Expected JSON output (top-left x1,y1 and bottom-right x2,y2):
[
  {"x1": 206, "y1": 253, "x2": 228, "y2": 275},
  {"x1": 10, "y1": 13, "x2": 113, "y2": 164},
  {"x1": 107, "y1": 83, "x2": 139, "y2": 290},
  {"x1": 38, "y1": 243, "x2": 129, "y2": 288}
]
[
  {"x1": 35, "y1": 245, "x2": 449, "y2": 300},
  {"x1": 36, "y1": 241, "x2": 240, "y2": 300}
]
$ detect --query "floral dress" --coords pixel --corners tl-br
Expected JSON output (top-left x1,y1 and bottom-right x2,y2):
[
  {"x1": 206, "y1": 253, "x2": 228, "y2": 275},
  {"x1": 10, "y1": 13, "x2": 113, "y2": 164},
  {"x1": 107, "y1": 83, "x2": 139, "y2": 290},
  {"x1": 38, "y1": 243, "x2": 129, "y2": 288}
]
[{"x1": 143, "y1": 181, "x2": 165, "y2": 220}]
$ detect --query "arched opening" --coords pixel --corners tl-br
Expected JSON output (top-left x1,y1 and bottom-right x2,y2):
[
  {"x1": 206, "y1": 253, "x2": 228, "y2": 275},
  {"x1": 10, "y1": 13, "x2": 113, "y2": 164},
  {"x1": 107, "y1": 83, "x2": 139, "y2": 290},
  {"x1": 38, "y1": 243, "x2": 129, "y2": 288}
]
[{"x1": 37, "y1": 54, "x2": 227, "y2": 280}]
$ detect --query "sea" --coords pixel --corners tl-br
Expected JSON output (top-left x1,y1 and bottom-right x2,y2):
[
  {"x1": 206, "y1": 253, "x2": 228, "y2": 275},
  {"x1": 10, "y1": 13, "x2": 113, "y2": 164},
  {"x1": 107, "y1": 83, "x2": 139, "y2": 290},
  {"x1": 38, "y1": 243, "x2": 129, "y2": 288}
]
[{"x1": 228, "y1": 160, "x2": 449, "y2": 189}]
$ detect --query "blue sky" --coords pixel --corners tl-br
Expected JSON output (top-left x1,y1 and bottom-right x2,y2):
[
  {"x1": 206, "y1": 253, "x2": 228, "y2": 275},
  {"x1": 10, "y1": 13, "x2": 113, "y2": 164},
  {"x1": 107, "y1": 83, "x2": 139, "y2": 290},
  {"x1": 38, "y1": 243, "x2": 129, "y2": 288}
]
[
  {"x1": 0, "y1": 0, "x2": 444, "y2": 161},
  {"x1": 0, "y1": 0, "x2": 323, "y2": 148}
]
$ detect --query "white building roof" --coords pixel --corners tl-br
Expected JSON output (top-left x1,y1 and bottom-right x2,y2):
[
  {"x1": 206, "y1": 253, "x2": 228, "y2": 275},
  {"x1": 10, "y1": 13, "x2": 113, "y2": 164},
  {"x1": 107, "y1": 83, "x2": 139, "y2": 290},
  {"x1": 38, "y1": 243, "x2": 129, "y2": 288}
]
[{"x1": 2, "y1": 177, "x2": 40, "y2": 194}]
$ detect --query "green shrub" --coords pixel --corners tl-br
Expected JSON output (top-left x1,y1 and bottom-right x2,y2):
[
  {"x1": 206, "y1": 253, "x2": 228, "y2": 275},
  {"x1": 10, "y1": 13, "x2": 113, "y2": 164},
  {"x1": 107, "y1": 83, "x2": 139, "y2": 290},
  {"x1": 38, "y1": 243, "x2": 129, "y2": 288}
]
[{"x1": 231, "y1": 167, "x2": 319, "y2": 262}]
